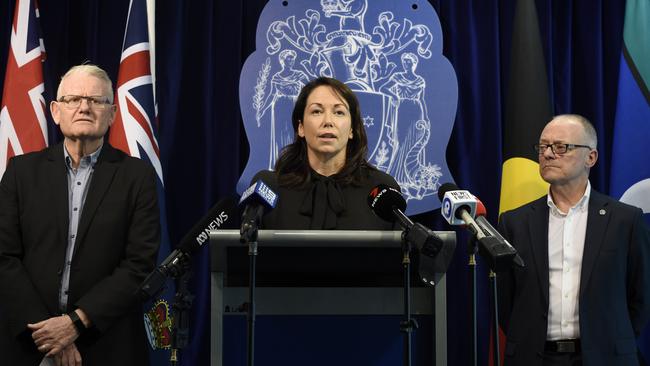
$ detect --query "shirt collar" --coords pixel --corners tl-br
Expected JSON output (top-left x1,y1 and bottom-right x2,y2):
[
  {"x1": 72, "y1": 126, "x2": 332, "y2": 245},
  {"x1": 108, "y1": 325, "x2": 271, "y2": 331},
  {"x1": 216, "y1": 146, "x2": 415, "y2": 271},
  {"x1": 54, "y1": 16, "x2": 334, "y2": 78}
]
[
  {"x1": 547, "y1": 180, "x2": 591, "y2": 216},
  {"x1": 63, "y1": 143, "x2": 102, "y2": 171}
]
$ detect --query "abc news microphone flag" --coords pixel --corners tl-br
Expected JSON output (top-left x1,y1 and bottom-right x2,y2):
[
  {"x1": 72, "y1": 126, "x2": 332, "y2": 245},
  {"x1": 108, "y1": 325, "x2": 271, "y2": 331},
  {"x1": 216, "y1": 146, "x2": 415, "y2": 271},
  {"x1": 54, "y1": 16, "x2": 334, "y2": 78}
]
[
  {"x1": 491, "y1": 0, "x2": 552, "y2": 364},
  {"x1": 107, "y1": 0, "x2": 174, "y2": 363},
  {"x1": 0, "y1": 0, "x2": 47, "y2": 179},
  {"x1": 610, "y1": 0, "x2": 650, "y2": 362}
]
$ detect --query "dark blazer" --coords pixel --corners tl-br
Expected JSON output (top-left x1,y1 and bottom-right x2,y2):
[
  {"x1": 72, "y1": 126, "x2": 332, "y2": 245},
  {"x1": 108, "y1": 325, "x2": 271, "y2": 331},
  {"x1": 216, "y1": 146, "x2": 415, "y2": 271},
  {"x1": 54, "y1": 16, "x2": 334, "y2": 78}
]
[
  {"x1": 253, "y1": 168, "x2": 399, "y2": 230},
  {"x1": 0, "y1": 142, "x2": 160, "y2": 366},
  {"x1": 497, "y1": 190, "x2": 650, "y2": 366}
]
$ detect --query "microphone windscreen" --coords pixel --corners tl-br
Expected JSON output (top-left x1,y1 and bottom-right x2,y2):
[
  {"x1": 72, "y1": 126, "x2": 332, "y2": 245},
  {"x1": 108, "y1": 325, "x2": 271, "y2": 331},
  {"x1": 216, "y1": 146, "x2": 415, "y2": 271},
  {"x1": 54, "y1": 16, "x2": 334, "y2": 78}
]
[
  {"x1": 475, "y1": 197, "x2": 487, "y2": 217},
  {"x1": 437, "y1": 182, "x2": 460, "y2": 201},
  {"x1": 179, "y1": 195, "x2": 239, "y2": 253},
  {"x1": 367, "y1": 184, "x2": 406, "y2": 222}
]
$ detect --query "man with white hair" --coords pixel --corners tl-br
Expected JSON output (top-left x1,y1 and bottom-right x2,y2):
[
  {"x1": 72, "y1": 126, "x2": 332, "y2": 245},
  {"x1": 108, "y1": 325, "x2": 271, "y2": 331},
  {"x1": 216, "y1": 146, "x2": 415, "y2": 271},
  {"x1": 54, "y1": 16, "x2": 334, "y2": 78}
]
[
  {"x1": 498, "y1": 114, "x2": 650, "y2": 366},
  {"x1": 0, "y1": 64, "x2": 160, "y2": 366}
]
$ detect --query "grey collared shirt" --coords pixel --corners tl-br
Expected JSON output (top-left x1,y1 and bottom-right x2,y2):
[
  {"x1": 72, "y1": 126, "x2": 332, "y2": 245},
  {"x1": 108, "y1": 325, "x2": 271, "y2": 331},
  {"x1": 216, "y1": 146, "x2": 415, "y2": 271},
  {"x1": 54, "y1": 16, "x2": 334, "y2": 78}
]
[{"x1": 58, "y1": 144, "x2": 102, "y2": 312}]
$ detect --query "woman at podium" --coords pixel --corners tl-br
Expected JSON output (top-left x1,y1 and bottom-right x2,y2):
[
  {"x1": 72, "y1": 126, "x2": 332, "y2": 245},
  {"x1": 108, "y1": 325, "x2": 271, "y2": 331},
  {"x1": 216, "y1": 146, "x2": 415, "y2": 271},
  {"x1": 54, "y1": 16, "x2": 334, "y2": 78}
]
[{"x1": 252, "y1": 77, "x2": 400, "y2": 230}]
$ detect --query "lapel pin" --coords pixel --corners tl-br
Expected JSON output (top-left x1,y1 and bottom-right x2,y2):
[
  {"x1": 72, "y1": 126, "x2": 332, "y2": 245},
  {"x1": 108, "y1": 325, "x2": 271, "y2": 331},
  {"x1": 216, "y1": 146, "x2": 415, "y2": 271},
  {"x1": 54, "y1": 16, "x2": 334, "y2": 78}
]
[{"x1": 599, "y1": 209, "x2": 606, "y2": 216}]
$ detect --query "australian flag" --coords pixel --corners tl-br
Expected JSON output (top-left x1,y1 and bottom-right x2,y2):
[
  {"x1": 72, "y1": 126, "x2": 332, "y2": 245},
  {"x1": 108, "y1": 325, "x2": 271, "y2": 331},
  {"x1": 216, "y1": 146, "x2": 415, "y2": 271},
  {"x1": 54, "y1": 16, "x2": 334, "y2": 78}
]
[
  {"x1": 107, "y1": 0, "x2": 174, "y2": 364},
  {"x1": 609, "y1": 0, "x2": 650, "y2": 362},
  {"x1": 0, "y1": 0, "x2": 47, "y2": 179}
]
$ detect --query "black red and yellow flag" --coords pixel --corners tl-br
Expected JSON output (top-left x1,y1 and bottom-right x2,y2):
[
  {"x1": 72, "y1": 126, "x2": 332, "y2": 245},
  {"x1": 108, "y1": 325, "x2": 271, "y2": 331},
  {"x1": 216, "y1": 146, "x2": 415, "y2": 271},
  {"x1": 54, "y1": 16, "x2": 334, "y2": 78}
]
[
  {"x1": 499, "y1": 0, "x2": 551, "y2": 215},
  {"x1": 491, "y1": 0, "x2": 552, "y2": 365}
]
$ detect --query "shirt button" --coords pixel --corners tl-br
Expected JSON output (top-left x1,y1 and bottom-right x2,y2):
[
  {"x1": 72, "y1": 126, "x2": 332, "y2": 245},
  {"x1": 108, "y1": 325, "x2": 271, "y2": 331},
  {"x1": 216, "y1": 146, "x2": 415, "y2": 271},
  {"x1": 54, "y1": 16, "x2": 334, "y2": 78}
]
[
  {"x1": 71, "y1": 234, "x2": 75, "y2": 239},
  {"x1": 67, "y1": 261, "x2": 71, "y2": 265},
  {"x1": 77, "y1": 182, "x2": 81, "y2": 185},
  {"x1": 73, "y1": 207, "x2": 78, "y2": 211}
]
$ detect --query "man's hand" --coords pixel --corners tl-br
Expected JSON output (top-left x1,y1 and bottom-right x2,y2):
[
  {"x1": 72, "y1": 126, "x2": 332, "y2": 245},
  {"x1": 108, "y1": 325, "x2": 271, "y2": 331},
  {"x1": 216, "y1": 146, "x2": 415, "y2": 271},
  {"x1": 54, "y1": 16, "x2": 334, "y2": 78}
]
[
  {"x1": 27, "y1": 315, "x2": 78, "y2": 357},
  {"x1": 53, "y1": 343, "x2": 82, "y2": 366}
]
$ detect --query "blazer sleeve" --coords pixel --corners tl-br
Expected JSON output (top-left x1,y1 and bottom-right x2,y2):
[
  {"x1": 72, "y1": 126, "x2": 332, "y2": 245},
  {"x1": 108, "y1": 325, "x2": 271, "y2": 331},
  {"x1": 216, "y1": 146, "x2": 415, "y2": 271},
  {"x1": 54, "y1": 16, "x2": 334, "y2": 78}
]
[
  {"x1": 74, "y1": 163, "x2": 161, "y2": 333},
  {"x1": 0, "y1": 158, "x2": 50, "y2": 337},
  {"x1": 626, "y1": 208, "x2": 650, "y2": 335}
]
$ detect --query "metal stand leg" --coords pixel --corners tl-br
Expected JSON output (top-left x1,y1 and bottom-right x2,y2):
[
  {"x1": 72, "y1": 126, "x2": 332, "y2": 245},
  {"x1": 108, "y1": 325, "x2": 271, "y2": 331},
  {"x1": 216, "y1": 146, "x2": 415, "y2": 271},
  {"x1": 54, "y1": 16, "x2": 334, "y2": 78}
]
[
  {"x1": 400, "y1": 239, "x2": 418, "y2": 366},
  {"x1": 171, "y1": 271, "x2": 194, "y2": 366},
  {"x1": 468, "y1": 237, "x2": 478, "y2": 366},
  {"x1": 490, "y1": 271, "x2": 501, "y2": 366},
  {"x1": 247, "y1": 240, "x2": 258, "y2": 366}
]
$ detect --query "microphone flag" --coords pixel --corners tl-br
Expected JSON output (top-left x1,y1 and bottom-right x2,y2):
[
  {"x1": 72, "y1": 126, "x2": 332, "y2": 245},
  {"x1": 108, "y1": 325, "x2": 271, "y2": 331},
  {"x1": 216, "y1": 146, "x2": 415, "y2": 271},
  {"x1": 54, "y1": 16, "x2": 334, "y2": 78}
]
[{"x1": 438, "y1": 184, "x2": 477, "y2": 226}]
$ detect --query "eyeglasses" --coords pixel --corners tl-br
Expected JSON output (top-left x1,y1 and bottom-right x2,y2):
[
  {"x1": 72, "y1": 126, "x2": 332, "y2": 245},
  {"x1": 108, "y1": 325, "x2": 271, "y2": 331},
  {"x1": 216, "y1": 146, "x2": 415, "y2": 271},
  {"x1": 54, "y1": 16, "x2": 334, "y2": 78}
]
[
  {"x1": 533, "y1": 143, "x2": 592, "y2": 155},
  {"x1": 57, "y1": 95, "x2": 112, "y2": 110}
]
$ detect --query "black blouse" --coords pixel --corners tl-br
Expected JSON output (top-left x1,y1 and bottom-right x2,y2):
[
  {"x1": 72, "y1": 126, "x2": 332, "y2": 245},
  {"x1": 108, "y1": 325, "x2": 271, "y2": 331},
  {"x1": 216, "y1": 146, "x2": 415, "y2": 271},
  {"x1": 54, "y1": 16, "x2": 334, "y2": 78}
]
[{"x1": 252, "y1": 167, "x2": 400, "y2": 230}]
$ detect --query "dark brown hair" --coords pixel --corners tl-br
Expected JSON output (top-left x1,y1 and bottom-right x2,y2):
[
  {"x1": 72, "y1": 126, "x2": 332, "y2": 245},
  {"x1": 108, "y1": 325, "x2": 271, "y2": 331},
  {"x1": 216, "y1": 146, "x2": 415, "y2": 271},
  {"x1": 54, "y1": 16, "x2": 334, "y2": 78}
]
[{"x1": 274, "y1": 77, "x2": 373, "y2": 187}]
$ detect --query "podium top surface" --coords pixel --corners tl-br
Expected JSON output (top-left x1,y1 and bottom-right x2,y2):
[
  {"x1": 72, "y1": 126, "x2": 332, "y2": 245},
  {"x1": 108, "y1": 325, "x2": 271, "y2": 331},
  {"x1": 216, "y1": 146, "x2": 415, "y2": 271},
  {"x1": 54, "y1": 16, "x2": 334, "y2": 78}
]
[{"x1": 209, "y1": 229, "x2": 455, "y2": 247}]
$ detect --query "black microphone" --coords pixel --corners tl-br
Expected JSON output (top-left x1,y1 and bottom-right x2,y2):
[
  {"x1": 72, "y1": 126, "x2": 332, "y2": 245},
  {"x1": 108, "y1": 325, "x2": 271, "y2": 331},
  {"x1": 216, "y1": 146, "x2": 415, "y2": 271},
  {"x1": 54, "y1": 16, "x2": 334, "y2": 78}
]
[
  {"x1": 474, "y1": 199, "x2": 525, "y2": 269},
  {"x1": 367, "y1": 184, "x2": 410, "y2": 227},
  {"x1": 239, "y1": 180, "x2": 278, "y2": 243},
  {"x1": 437, "y1": 183, "x2": 522, "y2": 272},
  {"x1": 368, "y1": 184, "x2": 456, "y2": 285},
  {"x1": 138, "y1": 195, "x2": 239, "y2": 300}
]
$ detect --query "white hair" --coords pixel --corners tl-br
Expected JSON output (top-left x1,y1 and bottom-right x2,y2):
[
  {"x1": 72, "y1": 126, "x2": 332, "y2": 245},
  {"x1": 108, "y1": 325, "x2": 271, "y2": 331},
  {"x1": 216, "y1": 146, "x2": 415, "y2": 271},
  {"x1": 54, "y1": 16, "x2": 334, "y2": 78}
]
[{"x1": 56, "y1": 64, "x2": 114, "y2": 103}]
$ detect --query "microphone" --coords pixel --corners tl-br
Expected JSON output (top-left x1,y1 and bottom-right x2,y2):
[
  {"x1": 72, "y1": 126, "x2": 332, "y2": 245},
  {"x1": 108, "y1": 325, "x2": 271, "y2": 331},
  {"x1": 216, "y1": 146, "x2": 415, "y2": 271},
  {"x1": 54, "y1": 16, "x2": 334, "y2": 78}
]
[
  {"x1": 439, "y1": 183, "x2": 477, "y2": 225},
  {"x1": 239, "y1": 180, "x2": 278, "y2": 243},
  {"x1": 474, "y1": 199, "x2": 525, "y2": 268},
  {"x1": 138, "y1": 195, "x2": 239, "y2": 300},
  {"x1": 368, "y1": 185, "x2": 456, "y2": 285},
  {"x1": 367, "y1": 184, "x2": 409, "y2": 227},
  {"x1": 438, "y1": 183, "x2": 483, "y2": 238},
  {"x1": 437, "y1": 183, "x2": 522, "y2": 272}
]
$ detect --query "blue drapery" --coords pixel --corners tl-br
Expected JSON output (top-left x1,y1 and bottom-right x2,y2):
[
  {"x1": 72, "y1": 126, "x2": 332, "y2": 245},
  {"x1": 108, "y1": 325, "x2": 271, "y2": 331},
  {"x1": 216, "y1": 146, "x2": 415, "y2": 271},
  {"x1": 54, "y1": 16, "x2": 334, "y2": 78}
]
[{"x1": 0, "y1": 0, "x2": 630, "y2": 365}]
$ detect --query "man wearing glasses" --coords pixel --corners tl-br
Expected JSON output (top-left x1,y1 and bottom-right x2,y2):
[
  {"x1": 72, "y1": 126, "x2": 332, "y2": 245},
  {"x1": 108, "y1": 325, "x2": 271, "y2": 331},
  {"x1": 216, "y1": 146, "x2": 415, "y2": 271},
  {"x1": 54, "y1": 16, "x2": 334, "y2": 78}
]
[
  {"x1": 0, "y1": 64, "x2": 160, "y2": 366},
  {"x1": 497, "y1": 114, "x2": 650, "y2": 366}
]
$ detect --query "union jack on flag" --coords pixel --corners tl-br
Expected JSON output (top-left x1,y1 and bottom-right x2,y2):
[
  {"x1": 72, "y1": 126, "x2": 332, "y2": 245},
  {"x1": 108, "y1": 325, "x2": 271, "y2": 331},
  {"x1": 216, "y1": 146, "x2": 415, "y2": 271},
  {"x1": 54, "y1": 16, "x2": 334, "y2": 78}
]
[
  {"x1": 108, "y1": 0, "x2": 174, "y2": 363},
  {"x1": 109, "y1": 0, "x2": 161, "y2": 180},
  {"x1": 0, "y1": 0, "x2": 47, "y2": 179}
]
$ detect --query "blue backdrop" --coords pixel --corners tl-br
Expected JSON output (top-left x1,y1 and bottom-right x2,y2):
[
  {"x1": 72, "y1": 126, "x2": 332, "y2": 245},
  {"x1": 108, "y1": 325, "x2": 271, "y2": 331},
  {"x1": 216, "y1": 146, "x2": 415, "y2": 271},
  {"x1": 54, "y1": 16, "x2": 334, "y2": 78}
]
[{"x1": 0, "y1": 0, "x2": 629, "y2": 365}]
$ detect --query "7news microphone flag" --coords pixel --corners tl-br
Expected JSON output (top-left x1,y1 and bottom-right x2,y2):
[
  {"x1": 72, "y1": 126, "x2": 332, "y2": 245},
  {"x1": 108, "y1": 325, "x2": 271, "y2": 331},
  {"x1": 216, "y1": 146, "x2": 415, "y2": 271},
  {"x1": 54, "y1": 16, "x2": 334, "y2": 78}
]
[{"x1": 0, "y1": 0, "x2": 47, "y2": 179}]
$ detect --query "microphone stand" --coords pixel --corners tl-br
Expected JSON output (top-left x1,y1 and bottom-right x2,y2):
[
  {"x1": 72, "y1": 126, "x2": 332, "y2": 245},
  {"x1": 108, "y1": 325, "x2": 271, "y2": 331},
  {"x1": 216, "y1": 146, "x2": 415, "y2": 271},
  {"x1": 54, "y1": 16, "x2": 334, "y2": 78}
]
[
  {"x1": 489, "y1": 270, "x2": 501, "y2": 366},
  {"x1": 472, "y1": 235, "x2": 505, "y2": 366},
  {"x1": 137, "y1": 249, "x2": 192, "y2": 366},
  {"x1": 170, "y1": 270, "x2": 194, "y2": 366},
  {"x1": 240, "y1": 205, "x2": 264, "y2": 366},
  {"x1": 399, "y1": 232, "x2": 417, "y2": 366},
  {"x1": 391, "y1": 208, "x2": 427, "y2": 366},
  {"x1": 246, "y1": 237, "x2": 258, "y2": 366},
  {"x1": 468, "y1": 235, "x2": 479, "y2": 366}
]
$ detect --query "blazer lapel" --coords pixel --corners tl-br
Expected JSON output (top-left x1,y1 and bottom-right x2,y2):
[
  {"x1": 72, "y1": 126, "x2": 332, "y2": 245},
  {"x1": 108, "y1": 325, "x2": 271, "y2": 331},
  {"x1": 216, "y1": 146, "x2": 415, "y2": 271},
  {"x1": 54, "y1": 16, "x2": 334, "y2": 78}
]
[
  {"x1": 74, "y1": 144, "x2": 119, "y2": 256},
  {"x1": 47, "y1": 144, "x2": 70, "y2": 249},
  {"x1": 528, "y1": 198, "x2": 550, "y2": 307},
  {"x1": 579, "y1": 191, "x2": 610, "y2": 297}
]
